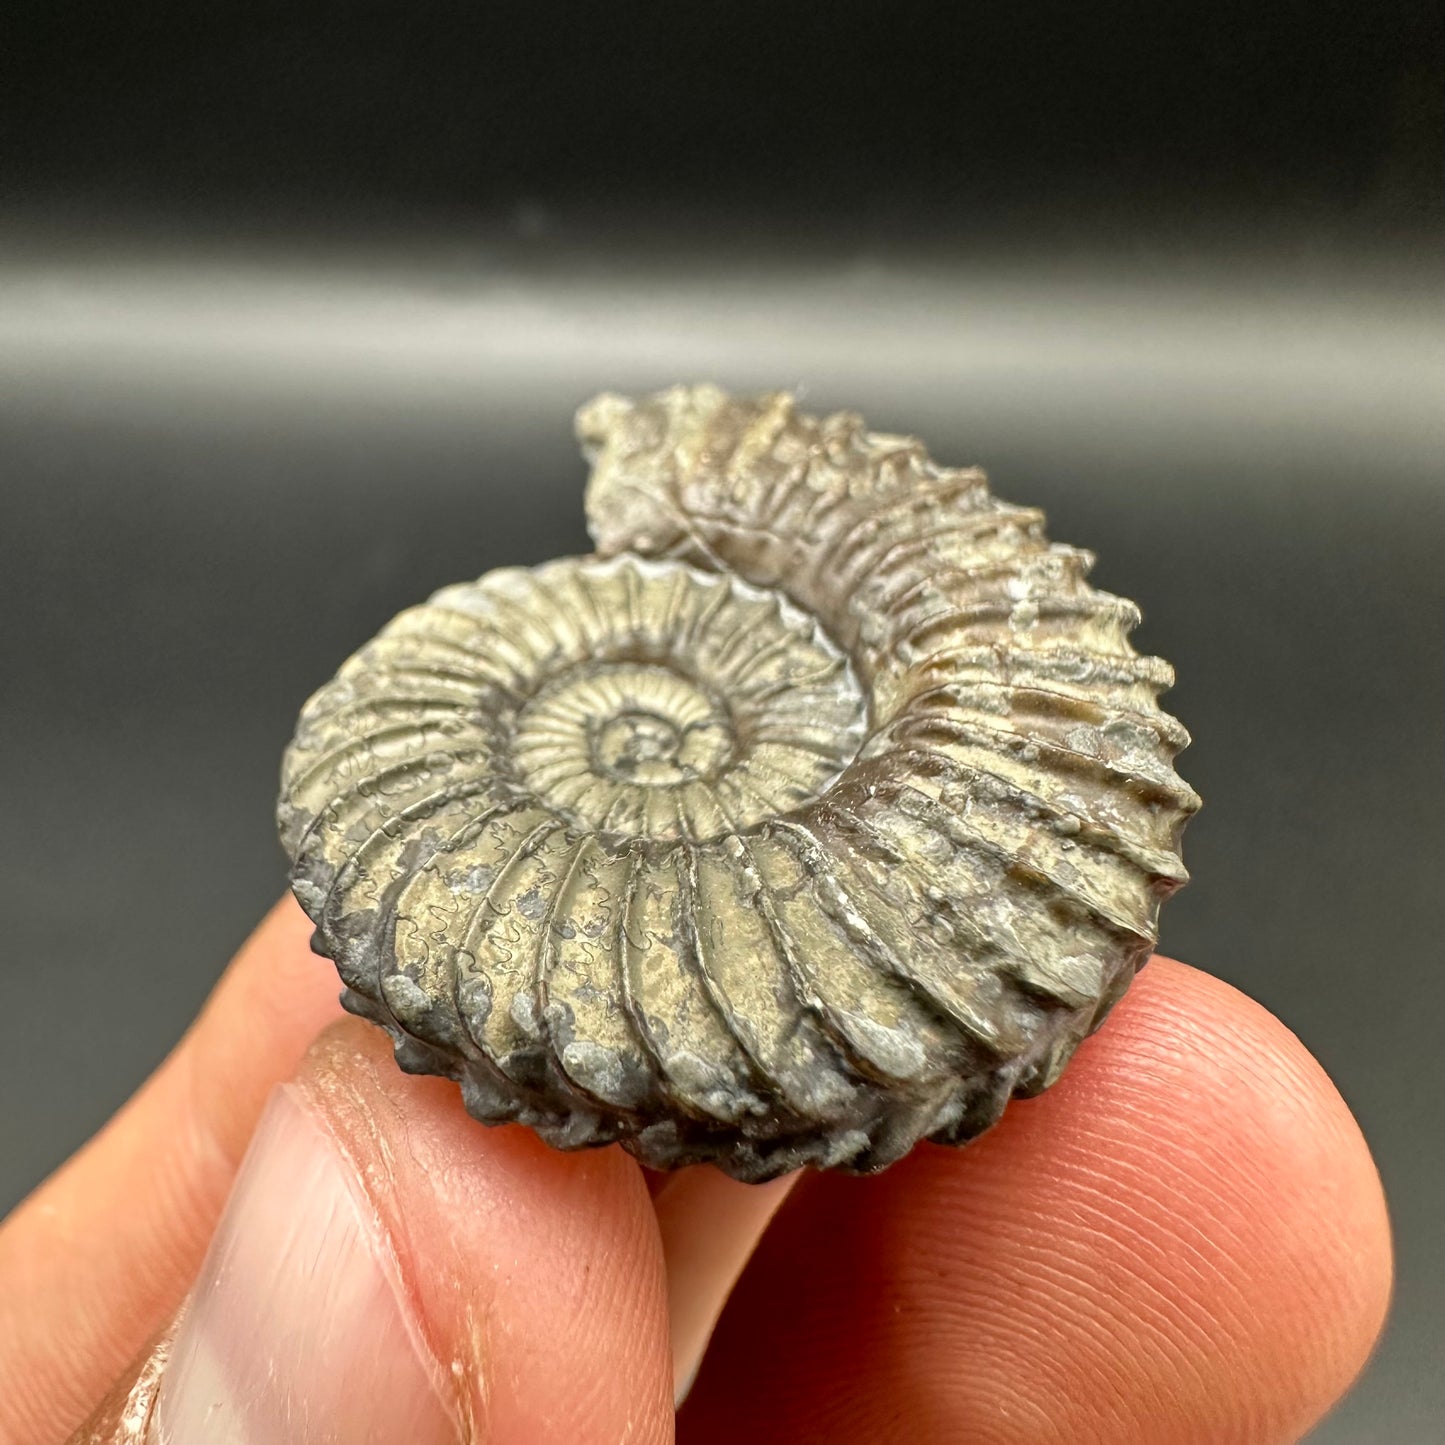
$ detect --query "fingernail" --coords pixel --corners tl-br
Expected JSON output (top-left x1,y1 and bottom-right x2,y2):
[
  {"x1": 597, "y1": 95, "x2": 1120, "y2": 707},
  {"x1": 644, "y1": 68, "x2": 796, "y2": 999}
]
[
  {"x1": 653, "y1": 1168, "x2": 798, "y2": 1406},
  {"x1": 148, "y1": 1086, "x2": 462, "y2": 1445}
]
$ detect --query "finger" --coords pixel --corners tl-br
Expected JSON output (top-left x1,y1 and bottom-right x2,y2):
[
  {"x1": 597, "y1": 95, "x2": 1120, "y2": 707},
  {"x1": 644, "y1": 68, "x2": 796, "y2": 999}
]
[
  {"x1": 679, "y1": 960, "x2": 1392, "y2": 1445},
  {"x1": 110, "y1": 1019, "x2": 673, "y2": 1445},
  {"x1": 651, "y1": 1166, "x2": 798, "y2": 1401},
  {"x1": 0, "y1": 899, "x2": 344, "y2": 1443},
  {"x1": 65, "y1": 1322, "x2": 174, "y2": 1445},
  {"x1": 3, "y1": 892, "x2": 795, "y2": 1440}
]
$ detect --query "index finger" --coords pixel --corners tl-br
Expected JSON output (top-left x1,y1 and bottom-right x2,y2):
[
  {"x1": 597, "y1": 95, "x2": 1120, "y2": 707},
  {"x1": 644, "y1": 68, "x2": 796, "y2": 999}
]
[
  {"x1": 680, "y1": 959, "x2": 1393, "y2": 1445},
  {"x1": 0, "y1": 899, "x2": 344, "y2": 1442}
]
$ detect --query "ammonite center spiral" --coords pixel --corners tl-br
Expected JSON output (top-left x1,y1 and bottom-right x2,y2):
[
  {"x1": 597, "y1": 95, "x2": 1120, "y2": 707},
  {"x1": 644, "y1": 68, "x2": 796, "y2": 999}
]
[
  {"x1": 506, "y1": 566, "x2": 866, "y2": 843},
  {"x1": 279, "y1": 385, "x2": 1198, "y2": 1180}
]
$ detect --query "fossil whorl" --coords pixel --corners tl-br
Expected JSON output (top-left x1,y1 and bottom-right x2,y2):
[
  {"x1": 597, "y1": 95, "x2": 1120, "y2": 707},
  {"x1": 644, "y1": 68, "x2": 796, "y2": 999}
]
[{"x1": 278, "y1": 386, "x2": 1199, "y2": 1180}]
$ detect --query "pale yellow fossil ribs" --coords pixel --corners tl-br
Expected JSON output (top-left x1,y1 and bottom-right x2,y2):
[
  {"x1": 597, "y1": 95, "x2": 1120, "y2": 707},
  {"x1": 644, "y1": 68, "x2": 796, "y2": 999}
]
[{"x1": 278, "y1": 386, "x2": 1198, "y2": 1180}]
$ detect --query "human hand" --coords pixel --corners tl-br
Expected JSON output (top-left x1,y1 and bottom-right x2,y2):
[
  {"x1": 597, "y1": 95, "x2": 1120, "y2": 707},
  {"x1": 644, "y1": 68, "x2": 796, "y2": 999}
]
[{"x1": 0, "y1": 900, "x2": 1390, "y2": 1444}]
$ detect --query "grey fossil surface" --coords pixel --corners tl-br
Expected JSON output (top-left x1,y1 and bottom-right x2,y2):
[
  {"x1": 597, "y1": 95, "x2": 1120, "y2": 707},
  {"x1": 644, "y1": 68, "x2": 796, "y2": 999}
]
[{"x1": 278, "y1": 386, "x2": 1198, "y2": 1179}]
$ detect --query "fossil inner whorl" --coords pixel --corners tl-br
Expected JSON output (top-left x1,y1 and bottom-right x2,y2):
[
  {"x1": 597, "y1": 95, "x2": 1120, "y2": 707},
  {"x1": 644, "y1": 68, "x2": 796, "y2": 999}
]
[
  {"x1": 278, "y1": 384, "x2": 1198, "y2": 1182},
  {"x1": 505, "y1": 566, "x2": 866, "y2": 843}
]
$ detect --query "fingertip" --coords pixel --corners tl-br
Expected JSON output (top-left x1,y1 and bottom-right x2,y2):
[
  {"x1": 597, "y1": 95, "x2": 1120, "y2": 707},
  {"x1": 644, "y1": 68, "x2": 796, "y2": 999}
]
[
  {"x1": 212, "y1": 896, "x2": 339, "y2": 1044},
  {"x1": 0, "y1": 897, "x2": 349, "y2": 1444},
  {"x1": 684, "y1": 958, "x2": 1392, "y2": 1445},
  {"x1": 290, "y1": 1019, "x2": 674, "y2": 1445},
  {"x1": 990, "y1": 956, "x2": 1394, "y2": 1440}
]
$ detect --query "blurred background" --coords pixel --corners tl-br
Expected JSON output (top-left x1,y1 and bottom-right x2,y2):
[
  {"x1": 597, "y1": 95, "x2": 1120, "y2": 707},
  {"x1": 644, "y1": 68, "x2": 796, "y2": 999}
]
[{"x1": 2, "y1": 3, "x2": 1441, "y2": 1439}]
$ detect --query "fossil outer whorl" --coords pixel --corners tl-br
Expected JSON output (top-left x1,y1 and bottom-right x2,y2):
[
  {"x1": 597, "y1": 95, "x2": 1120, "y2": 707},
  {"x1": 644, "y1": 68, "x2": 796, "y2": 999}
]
[{"x1": 278, "y1": 386, "x2": 1199, "y2": 1180}]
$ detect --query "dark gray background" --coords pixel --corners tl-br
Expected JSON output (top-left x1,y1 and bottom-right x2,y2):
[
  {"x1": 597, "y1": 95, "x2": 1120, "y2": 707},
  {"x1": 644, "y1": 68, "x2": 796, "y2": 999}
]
[{"x1": 2, "y1": 4, "x2": 1442, "y2": 1440}]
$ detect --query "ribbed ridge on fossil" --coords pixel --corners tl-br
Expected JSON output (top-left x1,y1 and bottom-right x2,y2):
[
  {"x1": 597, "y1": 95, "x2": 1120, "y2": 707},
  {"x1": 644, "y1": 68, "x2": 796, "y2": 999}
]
[{"x1": 279, "y1": 386, "x2": 1198, "y2": 1179}]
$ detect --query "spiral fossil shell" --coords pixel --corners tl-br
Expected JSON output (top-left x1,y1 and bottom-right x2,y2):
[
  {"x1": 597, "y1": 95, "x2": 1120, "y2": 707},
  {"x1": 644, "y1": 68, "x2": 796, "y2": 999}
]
[{"x1": 278, "y1": 386, "x2": 1199, "y2": 1180}]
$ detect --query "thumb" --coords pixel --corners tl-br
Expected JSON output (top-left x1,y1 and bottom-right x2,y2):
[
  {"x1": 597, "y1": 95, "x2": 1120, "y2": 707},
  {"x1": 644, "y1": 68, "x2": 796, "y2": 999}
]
[{"x1": 98, "y1": 1019, "x2": 675, "y2": 1445}]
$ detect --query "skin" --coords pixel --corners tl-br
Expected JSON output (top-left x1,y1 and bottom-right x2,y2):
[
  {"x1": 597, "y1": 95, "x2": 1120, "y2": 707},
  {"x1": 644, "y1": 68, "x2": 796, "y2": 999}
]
[{"x1": 0, "y1": 898, "x2": 1392, "y2": 1445}]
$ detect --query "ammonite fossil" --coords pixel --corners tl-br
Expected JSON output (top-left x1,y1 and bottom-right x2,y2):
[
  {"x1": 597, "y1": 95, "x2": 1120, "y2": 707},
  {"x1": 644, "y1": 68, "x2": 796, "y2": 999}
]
[{"x1": 278, "y1": 386, "x2": 1199, "y2": 1180}]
